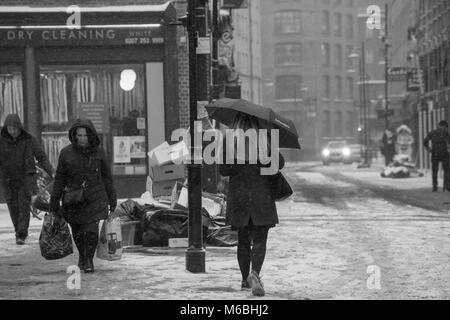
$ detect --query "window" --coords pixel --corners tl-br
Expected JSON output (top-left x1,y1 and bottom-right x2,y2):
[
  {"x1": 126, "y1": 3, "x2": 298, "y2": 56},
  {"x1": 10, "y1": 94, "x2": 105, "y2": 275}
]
[
  {"x1": 346, "y1": 111, "x2": 354, "y2": 136},
  {"x1": 366, "y1": 49, "x2": 374, "y2": 64},
  {"x1": 275, "y1": 43, "x2": 303, "y2": 65},
  {"x1": 275, "y1": 75, "x2": 303, "y2": 100},
  {"x1": 346, "y1": 14, "x2": 354, "y2": 39},
  {"x1": 323, "y1": 110, "x2": 331, "y2": 137},
  {"x1": 0, "y1": 65, "x2": 24, "y2": 126},
  {"x1": 322, "y1": 75, "x2": 331, "y2": 98},
  {"x1": 39, "y1": 64, "x2": 147, "y2": 176},
  {"x1": 347, "y1": 76, "x2": 354, "y2": 99},
  {"x1": 322, "y1": 11, "x2": 330, "y2": 35},
  {"x1": 335, "y1": 110, "x2": 343, "y2": 137},
  {"x1": 346, "y1": 45, "x2": 354, "y2": 69},
  {"x1": 335, "y1": 44, "x2": 342, "y2": 69},
  {"x1": 334, "y1": 12, "x2": 342, "y2": 36},
  {"x1": 322, "y1": 43, "x2": 331, "y2": 67},
  {"x1": 275, "y1": 11, "x2": 302, "y2": 34},
  {"x1": 335, "y1": 76, "x2": 343, "y2": 99}
]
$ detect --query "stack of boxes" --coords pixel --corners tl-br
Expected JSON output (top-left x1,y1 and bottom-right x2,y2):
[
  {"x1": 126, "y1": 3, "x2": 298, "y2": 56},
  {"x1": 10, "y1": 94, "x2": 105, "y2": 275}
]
[{"x1": 148, "y1": 141, "x2": 189, "y2": 197}]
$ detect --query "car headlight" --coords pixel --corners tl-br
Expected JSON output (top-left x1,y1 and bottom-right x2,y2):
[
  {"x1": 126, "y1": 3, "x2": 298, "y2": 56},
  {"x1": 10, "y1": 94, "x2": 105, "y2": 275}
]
[
  {"x1": 342, "y1": 147, "x2": 351, "y2": 157},
  {"x1": 322, "y1": 149, "x2": 330, "y2": 157}
]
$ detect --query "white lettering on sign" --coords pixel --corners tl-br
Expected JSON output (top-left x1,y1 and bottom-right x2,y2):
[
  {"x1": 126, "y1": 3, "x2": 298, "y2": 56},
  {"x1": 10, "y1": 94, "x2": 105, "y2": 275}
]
[
  {"x1": 66, "y1": 5, "x2": 81, "y2": 30},
  {"x1": 366, "y1": 5, "x2": 382, "y2": 30}
]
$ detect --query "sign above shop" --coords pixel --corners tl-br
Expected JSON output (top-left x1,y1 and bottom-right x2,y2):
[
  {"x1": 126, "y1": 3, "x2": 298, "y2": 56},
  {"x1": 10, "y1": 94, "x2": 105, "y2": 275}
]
[{"x1": 0, "y1": 27, "x2": 165, "y2": 46}]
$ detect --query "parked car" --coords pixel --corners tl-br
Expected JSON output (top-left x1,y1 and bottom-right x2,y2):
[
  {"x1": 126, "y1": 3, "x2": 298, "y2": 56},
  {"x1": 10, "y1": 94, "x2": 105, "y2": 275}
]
[{"x1": 321, "y1": 141, "x2": 352, "y2": 165}]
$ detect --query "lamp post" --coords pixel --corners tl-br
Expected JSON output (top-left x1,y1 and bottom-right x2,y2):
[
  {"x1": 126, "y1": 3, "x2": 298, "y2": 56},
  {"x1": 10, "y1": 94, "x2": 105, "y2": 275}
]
[
  {"x1": 293, "y1": 83, "x2": 308, "y2": 162},
  {"x1": 348, "y1": 42, "x2": 370, "y2": 168},
  {"x1": 383, "y1": 3, "x2": 390, "y2": 130},
  {"x1": 185, "y1": 0, "x2": 206, "y2": 273}
]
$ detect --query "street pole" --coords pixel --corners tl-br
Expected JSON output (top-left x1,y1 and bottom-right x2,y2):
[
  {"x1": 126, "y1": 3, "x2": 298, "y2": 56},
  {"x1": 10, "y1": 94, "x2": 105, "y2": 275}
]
[
  {"x1": 384, "y1": 2, "x2": 389, "y2": 130},
  {"x1": 362, "y1": 41, "x2": 369, "y2": 166},
  {"x1": 186, "y1": 0, "x2": 205, "y2": 273}
]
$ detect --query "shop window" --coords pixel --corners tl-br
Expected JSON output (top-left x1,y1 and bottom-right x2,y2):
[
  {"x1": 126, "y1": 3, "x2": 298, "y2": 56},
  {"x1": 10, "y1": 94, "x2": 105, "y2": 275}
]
[
  {"x1": 39, "y1": 64, "x2": 147, "y2": 176},
  {"x1": 0, "y1": 66, "x2": 24, "y2": 126}
]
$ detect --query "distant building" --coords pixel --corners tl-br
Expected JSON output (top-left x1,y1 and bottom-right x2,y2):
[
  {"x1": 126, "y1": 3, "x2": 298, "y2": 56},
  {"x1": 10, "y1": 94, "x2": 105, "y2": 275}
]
[{"x1": 261, "y1": 0, "x2": 363, "y2": 161}]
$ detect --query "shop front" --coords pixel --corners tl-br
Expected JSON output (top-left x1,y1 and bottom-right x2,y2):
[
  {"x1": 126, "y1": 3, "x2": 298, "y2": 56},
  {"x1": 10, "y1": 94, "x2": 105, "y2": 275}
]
[{"x1": 0, "y1": 3, "x2": 180, "y2": 200}]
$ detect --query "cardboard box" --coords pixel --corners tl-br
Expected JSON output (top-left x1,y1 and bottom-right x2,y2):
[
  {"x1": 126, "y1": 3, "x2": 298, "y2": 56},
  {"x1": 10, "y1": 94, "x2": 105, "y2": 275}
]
[
  {"x1": 149, "y1": 140, "x2": 190, "y2": 167},
  {"x1": 153, "y1": 179, "x2": 184, "y2": 197},
  {"x1": 168, "y1": 238, "x2": 188, "y2": 248},
  {"x1": 148, "y1": 141, "x2": 170, "y2": 167},
  {"x1": 150, "y1": 163, "x2": 185, "y2": 182}
]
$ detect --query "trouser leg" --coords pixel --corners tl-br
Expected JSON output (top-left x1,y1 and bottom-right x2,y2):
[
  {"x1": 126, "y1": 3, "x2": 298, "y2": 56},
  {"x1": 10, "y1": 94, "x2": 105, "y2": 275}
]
[
  {"x1": 6, "y1": 190, "x2": 20, "y2": 236},
  {"x1": 432, "y1": 157, "x2": 439, "y2": 188},
  {"x1": 250, "y1": 225, "x2": 269, "y2": 275},
  {"x1": 70, "y1": 223, "x2": 85, "y2": 270},
  {"x1": 83, "y1": 221, "x2": 99, "y2": 273},
  {"x1": 16, "y1": 188, "x2": 31, "y2": 239},
  {"x1": 237, "y1": 227, "x2": 251, "y2": 282},
  {"x1": 443, "y1": 158, "x2": 450, "y2": 190}
]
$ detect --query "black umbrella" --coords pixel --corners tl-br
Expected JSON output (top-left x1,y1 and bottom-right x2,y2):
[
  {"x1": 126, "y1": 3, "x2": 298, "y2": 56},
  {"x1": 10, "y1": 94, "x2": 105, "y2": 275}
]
[{"x1": 206, "y1": 98, "x2": 301, "y2": 149}]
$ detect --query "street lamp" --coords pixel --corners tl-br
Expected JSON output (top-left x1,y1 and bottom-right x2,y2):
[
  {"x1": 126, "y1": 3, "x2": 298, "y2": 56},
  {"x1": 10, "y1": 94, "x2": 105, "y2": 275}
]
[
  {"x1": 185, "y1": 0, "x2": 206, "y2": 273},
  {"x1": 348, "y1": 42, "x2": 370, "y2": 168}
]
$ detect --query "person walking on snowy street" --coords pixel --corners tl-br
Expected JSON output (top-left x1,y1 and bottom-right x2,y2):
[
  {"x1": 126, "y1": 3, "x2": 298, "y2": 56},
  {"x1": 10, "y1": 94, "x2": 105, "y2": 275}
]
[
  {"x1": 0, "y1": 114, "x2": 54, "y2": 245},
  {"x1": 220, "y1": 113, "x2": 285, "y2": 297},
  {"x1": 424, "y1": 120, "x2": 450, "y2": 192},
  {"x1": 50, "y1": 119, "x2": 116, "y2": 273}
]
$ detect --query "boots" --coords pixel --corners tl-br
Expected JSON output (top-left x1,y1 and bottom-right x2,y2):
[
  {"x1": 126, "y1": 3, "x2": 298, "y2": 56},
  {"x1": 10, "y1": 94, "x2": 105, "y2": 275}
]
[
  {"x1": 84, "y1": 232, "x2": 98, "y2": 273},
  {"x1": 73, "y1": 232, "x2": 85, "y2": 271}
]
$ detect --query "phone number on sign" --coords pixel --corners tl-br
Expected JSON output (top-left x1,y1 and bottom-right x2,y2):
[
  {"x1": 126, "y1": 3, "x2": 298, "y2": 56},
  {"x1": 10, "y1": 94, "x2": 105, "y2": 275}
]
[{"x1": 124, "y1": 37, "x2": 164, "y2": 44}]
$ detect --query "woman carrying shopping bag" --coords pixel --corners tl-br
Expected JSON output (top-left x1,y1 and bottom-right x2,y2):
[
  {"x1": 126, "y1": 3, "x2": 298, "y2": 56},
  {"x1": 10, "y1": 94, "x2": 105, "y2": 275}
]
[
  {"x1": 50, "y1": 119, "x2": 117, "y2": 273},
  {"x1": 219, "y1": 112, "x2": 286, "y2": 297}
]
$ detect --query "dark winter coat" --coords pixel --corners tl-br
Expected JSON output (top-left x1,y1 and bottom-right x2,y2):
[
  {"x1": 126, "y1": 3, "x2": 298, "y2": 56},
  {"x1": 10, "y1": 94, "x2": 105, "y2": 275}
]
[
  {"x1": 50, "y1": 119, "x2": 117, "y2": 225},
  {"x1": 424, "y1": 128, "x2": 450, "y2": 159},
  {"x1": 219, "y1": 145, "x2": 285, "y2": 228},
  {"x1": 0, "y1": 114, "x2": 54, "y2": 199}
]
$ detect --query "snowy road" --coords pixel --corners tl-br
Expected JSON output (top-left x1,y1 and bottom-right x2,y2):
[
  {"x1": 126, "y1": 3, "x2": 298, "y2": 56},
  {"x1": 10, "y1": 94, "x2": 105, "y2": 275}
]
[{"x1": 0, "y1": 163, "x2": 449, "y2": 300}]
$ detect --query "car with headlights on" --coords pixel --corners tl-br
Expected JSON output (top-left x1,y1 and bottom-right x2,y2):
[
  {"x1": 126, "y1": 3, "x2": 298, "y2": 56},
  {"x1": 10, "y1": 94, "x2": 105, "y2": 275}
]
[{"x1": 321, "y1": 140, "x2": 352, "y2": 165}]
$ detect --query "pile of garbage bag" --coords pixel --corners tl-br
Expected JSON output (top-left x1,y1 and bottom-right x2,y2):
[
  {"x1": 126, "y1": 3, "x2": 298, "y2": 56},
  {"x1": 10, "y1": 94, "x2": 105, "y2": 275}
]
[{"x1": 381, "y1": 155, "x2": 424, "y2": 179}]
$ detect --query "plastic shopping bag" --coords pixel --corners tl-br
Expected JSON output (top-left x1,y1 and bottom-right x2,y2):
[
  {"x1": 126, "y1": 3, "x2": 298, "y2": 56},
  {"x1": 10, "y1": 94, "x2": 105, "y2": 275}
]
[
  {"x1": 39, "y1": 213, "x2": 73, "y2": 260},
  {"x1": 96, "y1": 217, "x2": 123, "y2": 261}
]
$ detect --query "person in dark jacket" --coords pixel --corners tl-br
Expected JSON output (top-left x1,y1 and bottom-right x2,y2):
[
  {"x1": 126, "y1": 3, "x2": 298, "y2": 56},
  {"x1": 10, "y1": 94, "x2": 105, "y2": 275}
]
[
  {"x1": 50, "y1": 119, "x2": 117, "y2": 273},
  {"x1": 0, "y1": 114, "x2": 54, "y2": 245},
  {"x1": 424, "y1": 120, "x2": 450, "y2": 192},
  {"x1": 381, "y1": 128, "x2": 396, "y2": 166},
  {"x1": 219, "y1": 113, "x2": 285, "y2": 297}
]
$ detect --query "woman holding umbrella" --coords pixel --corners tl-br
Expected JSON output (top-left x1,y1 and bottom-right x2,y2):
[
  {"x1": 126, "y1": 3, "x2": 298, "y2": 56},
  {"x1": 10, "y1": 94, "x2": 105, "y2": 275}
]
[{"x1": 219, "y1": 112, "x2": 286, "y2": 297}]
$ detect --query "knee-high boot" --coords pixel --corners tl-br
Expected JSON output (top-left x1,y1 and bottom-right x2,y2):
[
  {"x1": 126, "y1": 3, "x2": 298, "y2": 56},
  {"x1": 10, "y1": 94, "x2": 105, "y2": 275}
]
[
  {"x1": 84, "y1": 232, "x2": 98, "y2": 273},
  {"x1": 72, "y1": 232, "x2": 85, "y2": 271}
]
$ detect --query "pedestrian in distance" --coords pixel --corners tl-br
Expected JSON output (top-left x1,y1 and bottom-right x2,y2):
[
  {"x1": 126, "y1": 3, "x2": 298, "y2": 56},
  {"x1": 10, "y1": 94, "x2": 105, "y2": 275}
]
[
  {"x1": 423, "y1": 120, "x2": 450, "y2": 192},
  {"x1": 50, "y1": 119, "x2": 117, "y2": 273},
  {"x1": 0, "y1": 114, "x2": 54, "y2": 245},
  {"x1": 219, "y1": 112, "x2": 285, "y2": 297},
  {"x1": 381, "y1": 127, "x2": 396, "y2": 167}
]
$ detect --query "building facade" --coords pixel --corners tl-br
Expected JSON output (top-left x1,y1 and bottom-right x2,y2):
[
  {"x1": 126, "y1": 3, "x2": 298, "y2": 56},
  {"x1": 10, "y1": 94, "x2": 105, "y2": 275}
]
[
  {"x1": 261, "y1": 0, "x2": 363, "y2": 161},
  {"x1": 415, "y1": 0, "x2": 450, "y2": 168},
  {"x1": 0, "y1": 0, "x2": 187, "y2": 200}
]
